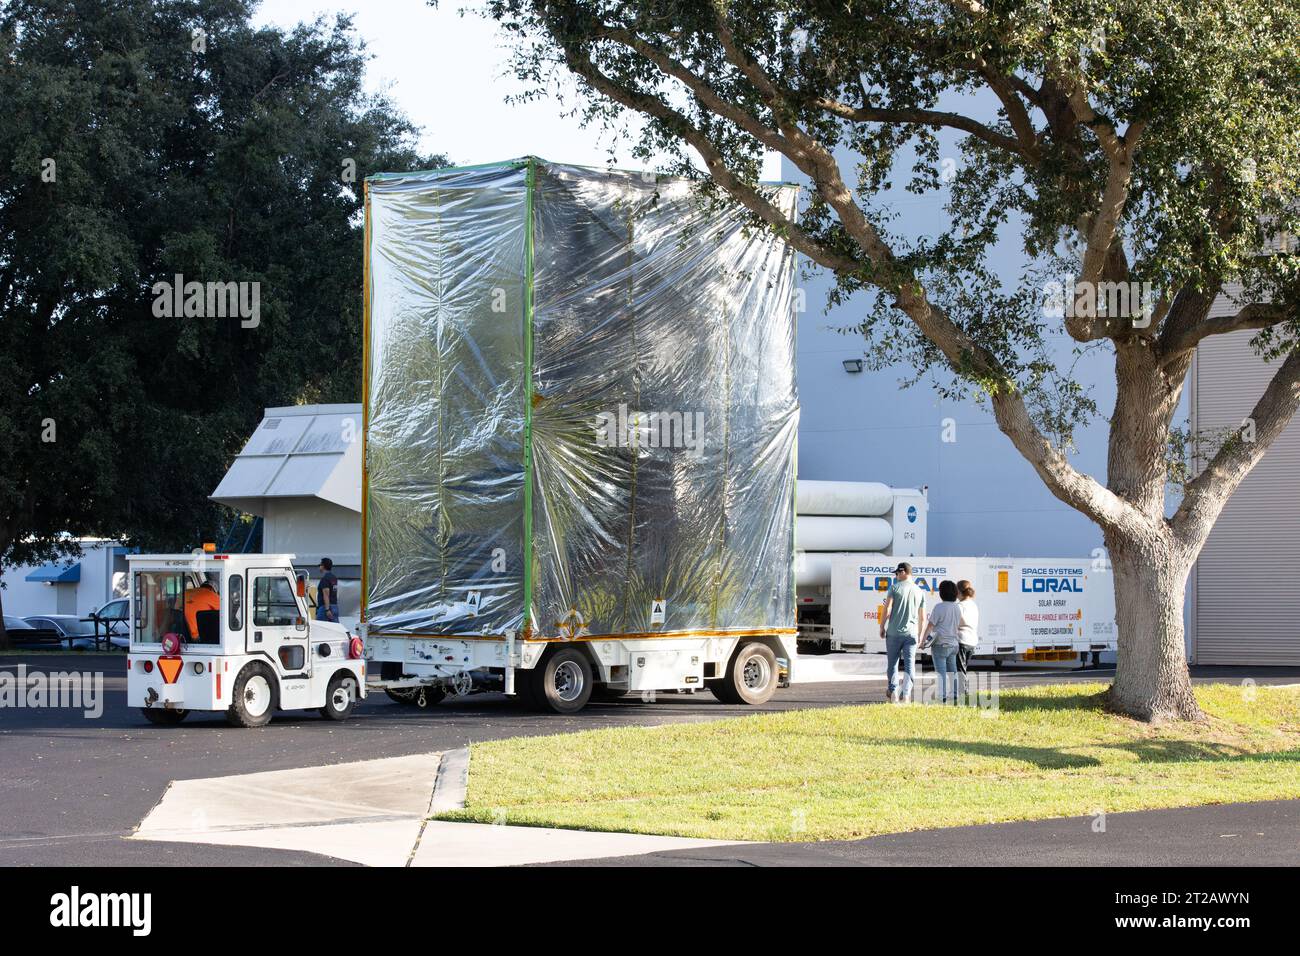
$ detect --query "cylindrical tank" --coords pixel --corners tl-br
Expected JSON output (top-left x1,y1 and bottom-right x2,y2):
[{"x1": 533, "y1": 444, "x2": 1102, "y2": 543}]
[
  {"x1": 796, "y1": 479, "x2": 893, "y2": 516},
  {"x1": 795, "y1": 515, "x2": 893, "y2": 552},
  {"x1": 796, "y1": 550, "x2": 887, "y2": 587}
]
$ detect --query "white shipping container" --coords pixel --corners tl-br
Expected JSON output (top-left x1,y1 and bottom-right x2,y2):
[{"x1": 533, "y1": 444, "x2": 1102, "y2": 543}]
[{"x1": 829, "y1": 555, "x2": 1117, "y2": 658}]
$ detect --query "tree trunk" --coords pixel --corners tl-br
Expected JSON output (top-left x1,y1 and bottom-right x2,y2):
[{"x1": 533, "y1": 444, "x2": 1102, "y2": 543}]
[
  {"x1": 1106, "y1": 537, "x2": 1203, "y2": 721},
  {"x1": 0, "y1": 575, "x2": 11, "y2": 652}
]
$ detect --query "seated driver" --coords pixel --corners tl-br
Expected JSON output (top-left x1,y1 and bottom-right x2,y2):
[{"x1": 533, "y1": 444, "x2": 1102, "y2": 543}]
[{"x1": 183, "y1": 576, "x2": 221, "y2": 641}]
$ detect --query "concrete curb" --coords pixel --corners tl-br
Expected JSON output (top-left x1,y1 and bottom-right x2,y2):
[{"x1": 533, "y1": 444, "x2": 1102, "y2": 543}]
[{"x1": 429, "y1": 747, "x2": 469, "y2": 815}]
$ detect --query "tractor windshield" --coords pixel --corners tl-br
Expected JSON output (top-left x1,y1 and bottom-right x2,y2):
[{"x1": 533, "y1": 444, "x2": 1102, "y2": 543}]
[{"x1": 133, "y1": 570, "x2": 216, "y2": 644}]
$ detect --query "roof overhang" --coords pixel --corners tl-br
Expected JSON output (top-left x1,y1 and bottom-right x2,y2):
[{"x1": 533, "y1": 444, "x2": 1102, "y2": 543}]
[{"x1": 211, "y1": 405, "x2": 362, "y2": 514}]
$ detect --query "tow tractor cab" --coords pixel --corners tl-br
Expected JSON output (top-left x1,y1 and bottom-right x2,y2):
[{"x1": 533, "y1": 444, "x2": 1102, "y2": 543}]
[{"x1": 126, "y1": 551, "x2": 365, "y2": 727}]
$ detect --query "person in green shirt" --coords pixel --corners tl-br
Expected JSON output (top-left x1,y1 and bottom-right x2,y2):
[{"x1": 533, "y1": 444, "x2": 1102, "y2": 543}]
[{"x1": 879, "y1": 562, "x2": 927, "y2": 703}]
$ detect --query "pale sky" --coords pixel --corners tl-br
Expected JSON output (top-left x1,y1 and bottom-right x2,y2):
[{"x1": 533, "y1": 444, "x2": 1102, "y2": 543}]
[{"x1": 253, "y1": 0, "x2": 782, "y2": 177}]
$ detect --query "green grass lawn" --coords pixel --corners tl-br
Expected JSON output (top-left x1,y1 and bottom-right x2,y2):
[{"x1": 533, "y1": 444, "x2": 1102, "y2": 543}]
[{"x1": 439, "y1": 683, "x2": 1300, "y2": 842}]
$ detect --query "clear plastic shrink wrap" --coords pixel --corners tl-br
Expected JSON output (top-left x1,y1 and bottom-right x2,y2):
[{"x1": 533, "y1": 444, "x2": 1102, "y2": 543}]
[{"x1": 363, "y1": 159, "x2": 798, "y2": 640}]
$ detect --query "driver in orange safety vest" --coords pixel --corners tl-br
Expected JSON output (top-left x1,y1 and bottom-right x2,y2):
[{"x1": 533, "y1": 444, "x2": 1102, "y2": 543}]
[{"x1": 183, "y1": 579, "x2": 220, "y2": 639}]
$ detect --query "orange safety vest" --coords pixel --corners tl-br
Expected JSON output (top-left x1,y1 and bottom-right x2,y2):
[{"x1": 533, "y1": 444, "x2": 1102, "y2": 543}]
[{"x1": 183, "y1": 586, "x2": 220, "y2": 638}]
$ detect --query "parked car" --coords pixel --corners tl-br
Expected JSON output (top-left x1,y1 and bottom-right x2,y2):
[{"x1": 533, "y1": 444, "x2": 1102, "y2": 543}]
[
  {"x1": 3, "y1": 616, "x2": 44, "y2": 646},
  {"x1": 90, "y1": 598, "x2": 130, "y2": 638},
  {"x1": 24, "y1": 614, "x2": 126, "y2": 650}
]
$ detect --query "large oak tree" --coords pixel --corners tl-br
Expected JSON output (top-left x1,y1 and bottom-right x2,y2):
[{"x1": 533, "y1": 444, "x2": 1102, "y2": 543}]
[
  {"x1": 483, "y1": 0, "x2": 1300, "y2": 719},
  {"x1": 0, "y1": 0, "x2": 442, "y2": 648}
]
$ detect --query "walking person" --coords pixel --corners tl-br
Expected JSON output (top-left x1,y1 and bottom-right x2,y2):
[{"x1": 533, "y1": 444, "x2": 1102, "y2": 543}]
[
  {"x1": 955, "y1": 579, "x2": 980, "y2": 703},
  {"x1": 920, "y1": 580, "x2": 962, "y2": 704},
  {"x1": 879, "y1": 562, "x2": 926, "y2": 703},
  {"x1": 316, "y1": 558, "x2": 340, "y2": 623}
]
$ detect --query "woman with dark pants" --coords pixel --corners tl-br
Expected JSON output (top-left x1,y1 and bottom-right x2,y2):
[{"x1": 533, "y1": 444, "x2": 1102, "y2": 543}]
[{"x1": 955, "y1": 580, "x2": 979, "y2": 702}]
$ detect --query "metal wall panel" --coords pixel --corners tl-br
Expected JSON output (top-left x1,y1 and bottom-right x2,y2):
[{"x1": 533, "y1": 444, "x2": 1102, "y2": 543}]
[{"x1": 1192, "y1": 284, "x2": 1300, "y2": 664}]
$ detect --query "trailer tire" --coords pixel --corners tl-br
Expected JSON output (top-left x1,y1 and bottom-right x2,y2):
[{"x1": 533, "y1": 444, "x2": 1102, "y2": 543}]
[
  {"x1": 226, "y1": 663, "x2": 276, "y2": 727},
  {"x1": 141, "y1": 708, "x2": 187, "y2": 725},
  {"x1": 385, "y1": 687, "x2": 420, "y2": 705},
  {"x1": 713, "y1": 641, "x2": 779, "y2": 706},
  {"x1": 320, "y1": 674, "x2": 359, "y2": 721},
  {"x1": 532, "y1": 646, "x2": 593, "y2": 714}
]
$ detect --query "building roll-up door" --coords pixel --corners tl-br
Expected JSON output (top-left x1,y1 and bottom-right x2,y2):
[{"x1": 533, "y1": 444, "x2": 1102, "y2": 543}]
[{"x1": 1192, "y1": 285, "x2": 1300, "y2": 665}]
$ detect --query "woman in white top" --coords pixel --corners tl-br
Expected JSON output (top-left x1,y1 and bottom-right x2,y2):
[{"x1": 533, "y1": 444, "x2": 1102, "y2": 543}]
[
  {"x1": 955, "y1": 580, "x2": 980, "y2": 703},
  {"x1": 920, "y1": 580, "x2": 962, "y2": 704}
]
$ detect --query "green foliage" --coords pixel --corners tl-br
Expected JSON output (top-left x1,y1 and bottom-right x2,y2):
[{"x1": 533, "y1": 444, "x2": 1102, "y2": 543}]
[
  {"x1": 483, "y1": 0, "x2": 1300, "y2": 440},
  {"x1": 0, "y1": 0, "x2": 443, "y2": 577}
]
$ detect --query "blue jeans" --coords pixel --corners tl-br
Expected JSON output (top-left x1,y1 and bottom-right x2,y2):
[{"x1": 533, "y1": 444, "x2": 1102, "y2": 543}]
[
  {"x1": 931, "y1": 643, "x2": 958, "y2": 702},
  {"x1": 885, "y1": 632, "x2": 917, "y2": 700},
  {"x1": 316, "y1": 603, "x2": 339, "y2": 623}
]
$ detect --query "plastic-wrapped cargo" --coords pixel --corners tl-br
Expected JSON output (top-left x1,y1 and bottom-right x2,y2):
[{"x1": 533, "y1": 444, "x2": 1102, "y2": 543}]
[{"x1": 362, "y1": 158, "x2": 799, "y2": 641}]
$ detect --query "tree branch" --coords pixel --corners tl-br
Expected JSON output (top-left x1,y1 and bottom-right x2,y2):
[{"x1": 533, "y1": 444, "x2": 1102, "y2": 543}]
[
  {"x1": 553, "y1": 4, "x2": 1151, "y2": 534},
  {"x1": 812, "y1": 97, "x2": 1028, "y2": 157},
  {"x1": 975, "y1": 61, "x2": 1042, "y2": 161},
  {"x1": 1160, "y1": 300, "x2": 1285, "y2": 363},
  {"x1": 1172, "y1": 348, "x2": 1300, "y2": 547},
  {"x1": 553, "y1": 34, "x2": 861, "y2": 277}
]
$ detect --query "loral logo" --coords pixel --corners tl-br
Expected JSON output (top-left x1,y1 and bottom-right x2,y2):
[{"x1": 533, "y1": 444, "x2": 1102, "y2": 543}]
[{"x1": 49, "y1": 886, "x2": 151, "y2": 936}]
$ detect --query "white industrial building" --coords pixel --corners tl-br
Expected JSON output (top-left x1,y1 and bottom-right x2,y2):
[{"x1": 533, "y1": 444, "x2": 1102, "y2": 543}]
[{"x1": 1, "y1": 539, "x2": 130, "y2": 620}]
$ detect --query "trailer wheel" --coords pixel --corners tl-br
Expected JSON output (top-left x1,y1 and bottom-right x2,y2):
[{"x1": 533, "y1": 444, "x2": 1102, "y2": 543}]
[
  {"x1": 532, "y1": 646, "x2": 593, "y2": 714},
  {"x1": 320, "y1": 674, "x2": 359, "y2": 721},
  {"x1": 226, "y1": 664, "x2": 276, "y2": 728},
  {"x1": 713, "y1": 642, "x2": 779, "y2": 705},
  {"x1": 141, "y1": 708, "x2": 187, "y2": 726}
]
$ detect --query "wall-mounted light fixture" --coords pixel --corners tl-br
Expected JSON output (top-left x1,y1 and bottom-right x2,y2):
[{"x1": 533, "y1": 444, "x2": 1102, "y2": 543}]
[{"x1": 842, "y1": 358, "x2": 864, "y2": 374}]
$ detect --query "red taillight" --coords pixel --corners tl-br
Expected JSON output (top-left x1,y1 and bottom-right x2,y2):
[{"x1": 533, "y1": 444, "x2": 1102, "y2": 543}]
[
  {"x1": 142, "y1": 660, "x2": 154, "y2": 673},
  {"x1": 349, "y1": 636, "x2": 363, "y2": 660},
  {"x1": 161, "y1": 633, "x2": 181, "y2": 657}
]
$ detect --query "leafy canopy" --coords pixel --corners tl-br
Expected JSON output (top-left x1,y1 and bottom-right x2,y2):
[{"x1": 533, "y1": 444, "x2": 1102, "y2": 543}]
[
  {"x1": 485, "y1": 0, "x2": 1300, "y2": 445},
  {"x1": 0, "y1": 0, "x2": 442, "y2": 573}
]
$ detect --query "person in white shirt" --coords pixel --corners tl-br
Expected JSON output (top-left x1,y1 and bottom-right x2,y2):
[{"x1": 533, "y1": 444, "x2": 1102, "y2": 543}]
[
  {"x1": 919, "y1": 580, "x2": 962, "y2": 704},
  {"x1": 955, "y1": 580, "x2": 980, "y2": 702}
]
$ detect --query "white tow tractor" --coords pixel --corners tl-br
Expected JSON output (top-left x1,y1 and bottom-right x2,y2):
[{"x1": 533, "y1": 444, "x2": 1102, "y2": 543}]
[{"x1": 126, "y1": 551, "x2": 367, "y2": 727}]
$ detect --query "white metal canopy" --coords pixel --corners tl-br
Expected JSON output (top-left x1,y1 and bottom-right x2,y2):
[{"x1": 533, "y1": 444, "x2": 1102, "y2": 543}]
[{"x1": 210, "y1": 404, "x2": 362, "y2": 515}]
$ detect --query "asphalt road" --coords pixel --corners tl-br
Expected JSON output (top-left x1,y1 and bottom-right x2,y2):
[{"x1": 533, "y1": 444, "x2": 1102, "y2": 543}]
[
  {"x1": 1, "y1": 653, "x2": 1295, "y2": 867},
  {"x1": 559, "y1": 799, "x2": 1300, "y2": 866}
]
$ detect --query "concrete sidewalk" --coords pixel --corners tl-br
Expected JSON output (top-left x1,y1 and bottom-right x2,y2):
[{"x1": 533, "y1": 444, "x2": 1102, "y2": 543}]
[
  {"x1": 131, "y1": 752, "x2": 442, "y2": 866},
  {"x1": 131, "y1": 751, "x2": 739, "y2": 866}
]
